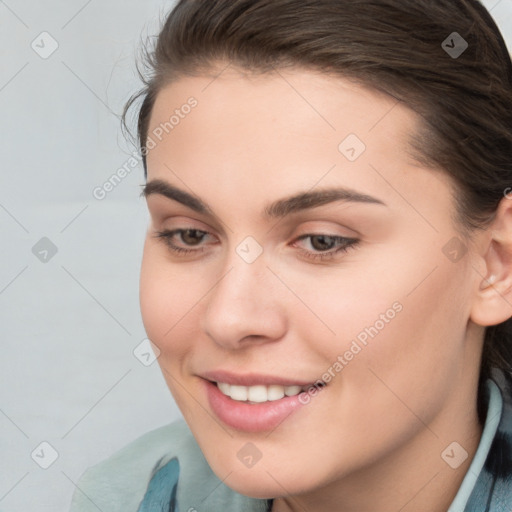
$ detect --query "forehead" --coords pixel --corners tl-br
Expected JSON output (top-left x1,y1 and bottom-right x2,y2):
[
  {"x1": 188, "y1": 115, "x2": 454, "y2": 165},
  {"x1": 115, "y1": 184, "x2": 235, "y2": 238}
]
[
  {"x1": 146, "y1": 67, "x2": 419, "y2": 176},
  {"x1": 147, "y1": 66, "x2": 416, "y2": 145},
  {"x1": 144, "y1": 67, "x2": 455, "y2": 227}
]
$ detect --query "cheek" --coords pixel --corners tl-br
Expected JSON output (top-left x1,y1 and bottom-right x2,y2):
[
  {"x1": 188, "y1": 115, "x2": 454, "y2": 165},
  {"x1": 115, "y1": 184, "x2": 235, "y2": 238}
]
[
  {"x1": 335, "y1": 257, "x2": 472, "y2": 427},
  {"x1": 289, "y1": 243, "x2": 471, "y2": 393},
  {"x1": 139, "y1": 243, "x2": 201, "y2": 352},
  {"x1": 268, "y1": 252, "x2": 409, "y2": 364}
]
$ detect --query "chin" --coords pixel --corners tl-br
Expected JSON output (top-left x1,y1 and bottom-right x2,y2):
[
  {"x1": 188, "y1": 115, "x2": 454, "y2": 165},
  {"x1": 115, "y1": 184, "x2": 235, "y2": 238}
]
[
  {"x1": 221, "y1": 469, "x2": 288, "y2": 499},
  {"x1": 204, "y1": 451, "x2": 315, "y2": 500}
]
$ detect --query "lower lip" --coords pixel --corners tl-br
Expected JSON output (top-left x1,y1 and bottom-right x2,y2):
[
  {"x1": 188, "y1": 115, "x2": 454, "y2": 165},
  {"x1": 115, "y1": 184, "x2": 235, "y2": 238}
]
[{"x1": 204, "y1": 380, "x2": 311, "y2": 433}]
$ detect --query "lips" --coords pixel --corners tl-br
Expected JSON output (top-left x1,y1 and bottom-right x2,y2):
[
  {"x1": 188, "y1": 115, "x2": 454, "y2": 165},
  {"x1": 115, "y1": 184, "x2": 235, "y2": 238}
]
[
  {"x1": 201, "y1": 370, "x2": 326, "y2": 432},
  {"x1": 201, "y1": 370, "x2": 321, "y2": 388}
]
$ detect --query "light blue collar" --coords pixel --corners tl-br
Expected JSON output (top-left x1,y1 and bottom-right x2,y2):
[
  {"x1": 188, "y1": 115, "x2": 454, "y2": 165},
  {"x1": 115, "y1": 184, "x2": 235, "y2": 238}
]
[{"x1": 448, "y1": 379, "x2": 502, "y2": 511}]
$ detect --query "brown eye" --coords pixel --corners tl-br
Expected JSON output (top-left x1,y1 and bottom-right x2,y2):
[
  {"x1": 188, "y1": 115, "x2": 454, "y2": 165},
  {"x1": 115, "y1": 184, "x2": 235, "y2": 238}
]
[
  {"x1": 153, "y1": 228, "x2": 215, "y2": 256},
  {"x1": 293, "y1": 234, "x2": 359, "y2": 262},
  {"x1": 180, "y1": 229, "x2": 207, "y2": 246},
  {"x1": 309, "y1": 235, "x2": 337, "y2": 251}
]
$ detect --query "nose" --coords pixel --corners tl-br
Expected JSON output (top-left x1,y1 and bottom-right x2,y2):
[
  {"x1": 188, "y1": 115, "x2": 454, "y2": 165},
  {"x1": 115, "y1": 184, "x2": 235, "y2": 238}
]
[{"x1": 201, "y1": 252, "x2": 288, "y2": 350}]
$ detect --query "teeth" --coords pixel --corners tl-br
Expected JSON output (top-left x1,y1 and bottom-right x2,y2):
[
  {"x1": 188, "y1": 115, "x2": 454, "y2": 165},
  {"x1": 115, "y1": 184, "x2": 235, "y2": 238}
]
[
  {"x1": 216, "y1": 382, "x2": 305, "y2": 402},
  {"x1": 284, "y1": 385, "x2": 302, "y2": 396},
  {"x1": 230, "y1": 385, "x2": 248, "y2": 401},
  {"x1": 267, "y1": 385, "x2": 285, "y2": 401},
  {"x1": 248, "y1": 385, "x2": 267, "y2": 403},
  {"x1": 217, "y1": 382, "x2": 230, "y2": 395}
]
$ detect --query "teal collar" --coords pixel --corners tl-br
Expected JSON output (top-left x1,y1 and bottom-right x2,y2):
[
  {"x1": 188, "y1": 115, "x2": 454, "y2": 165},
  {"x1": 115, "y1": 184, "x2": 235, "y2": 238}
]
[{"x1": 448, "y1": 377, "x2": 502, "y2": 511}]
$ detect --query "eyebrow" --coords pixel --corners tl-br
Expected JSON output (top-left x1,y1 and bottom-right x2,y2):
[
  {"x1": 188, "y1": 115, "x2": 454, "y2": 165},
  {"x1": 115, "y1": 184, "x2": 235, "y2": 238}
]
[{"x1": 141, "y1": 178, "x2": 386, "y2": 219}]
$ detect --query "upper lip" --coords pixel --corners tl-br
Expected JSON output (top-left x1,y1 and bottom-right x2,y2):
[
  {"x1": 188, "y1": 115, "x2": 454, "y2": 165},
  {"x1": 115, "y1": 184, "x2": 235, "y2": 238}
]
[{"x1": 200, "y1": 370, "x2": 324, "y2": 387}]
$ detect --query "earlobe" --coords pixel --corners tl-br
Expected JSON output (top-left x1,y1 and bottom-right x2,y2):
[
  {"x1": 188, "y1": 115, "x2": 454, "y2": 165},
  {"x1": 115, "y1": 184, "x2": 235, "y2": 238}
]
[{"x1": 470, "y1": 197, "x2": 512, "y2": 327}]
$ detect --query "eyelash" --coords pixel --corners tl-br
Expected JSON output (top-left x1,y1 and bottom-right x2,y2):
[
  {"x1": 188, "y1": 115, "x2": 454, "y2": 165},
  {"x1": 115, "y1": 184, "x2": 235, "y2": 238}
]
[{"x1": 153, "y1": 229, "x2": 359, "y2": 262}]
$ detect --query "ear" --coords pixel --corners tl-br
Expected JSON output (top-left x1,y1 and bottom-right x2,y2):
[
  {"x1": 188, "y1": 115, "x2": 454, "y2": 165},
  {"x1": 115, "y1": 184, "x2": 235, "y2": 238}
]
[{"x1": 470, "y1": 196, "x2": 512, "y2": 327}]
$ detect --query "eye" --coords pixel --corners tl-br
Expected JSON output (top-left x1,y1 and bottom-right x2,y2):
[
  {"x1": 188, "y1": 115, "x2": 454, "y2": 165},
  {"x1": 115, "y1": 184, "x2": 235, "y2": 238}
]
[
  {"x1": 153, "y1": 229, "x2": 359, "y2": 262},
  {"x1": 292, "y1": 234, "x2": 359, "y2": 262},
  {"x1": 153, "y1": 229, "x2": 215, "y2": 255}
]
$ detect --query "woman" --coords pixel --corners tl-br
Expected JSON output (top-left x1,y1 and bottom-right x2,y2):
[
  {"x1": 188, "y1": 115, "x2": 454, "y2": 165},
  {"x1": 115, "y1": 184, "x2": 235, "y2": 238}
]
[{"x1": 70, "y1": 0, "x2": 512, "y2": 510}]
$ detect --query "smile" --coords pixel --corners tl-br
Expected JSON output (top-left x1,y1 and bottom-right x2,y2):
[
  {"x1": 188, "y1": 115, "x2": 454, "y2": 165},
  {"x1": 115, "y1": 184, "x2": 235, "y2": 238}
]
[
  {"x1": 203, "y1": 375, "x2": 326, "y2": 431},
  {"x1": 216, "y1": 382, "x2": 305, "y2": 403}
]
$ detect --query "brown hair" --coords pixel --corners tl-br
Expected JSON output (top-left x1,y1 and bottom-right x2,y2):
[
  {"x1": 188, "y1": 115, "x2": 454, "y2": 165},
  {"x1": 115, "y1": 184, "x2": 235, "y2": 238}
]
[{"x1": 123, "y1": 0, "x2": 512, "y2": 414}]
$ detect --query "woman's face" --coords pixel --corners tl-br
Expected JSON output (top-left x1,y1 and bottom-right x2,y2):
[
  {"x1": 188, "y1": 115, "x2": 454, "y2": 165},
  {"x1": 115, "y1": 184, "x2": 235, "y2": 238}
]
[{"x1": 140, "y1": 66, "x2": 483, "y2": 502}]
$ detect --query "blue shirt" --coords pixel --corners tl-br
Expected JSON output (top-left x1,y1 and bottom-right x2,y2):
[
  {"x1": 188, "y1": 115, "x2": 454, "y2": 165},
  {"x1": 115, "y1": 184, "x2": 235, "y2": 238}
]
[{"x1": 69, "y1": 368, "x2": 512, "y2": 511}]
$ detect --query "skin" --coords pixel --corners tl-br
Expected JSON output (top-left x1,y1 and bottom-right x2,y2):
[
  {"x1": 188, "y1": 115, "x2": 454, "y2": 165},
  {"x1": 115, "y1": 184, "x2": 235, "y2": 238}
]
[{"x1": 139, "y1": 64, "x2": 512, "y2": 512}]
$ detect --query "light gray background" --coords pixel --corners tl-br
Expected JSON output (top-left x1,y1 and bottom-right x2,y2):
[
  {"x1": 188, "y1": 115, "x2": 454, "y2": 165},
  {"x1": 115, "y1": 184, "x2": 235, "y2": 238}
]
[{"x1": 1, "y1": 1, "x2": 511, "y2": 510}]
